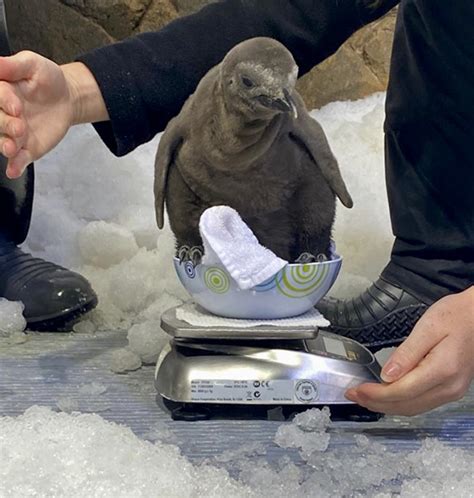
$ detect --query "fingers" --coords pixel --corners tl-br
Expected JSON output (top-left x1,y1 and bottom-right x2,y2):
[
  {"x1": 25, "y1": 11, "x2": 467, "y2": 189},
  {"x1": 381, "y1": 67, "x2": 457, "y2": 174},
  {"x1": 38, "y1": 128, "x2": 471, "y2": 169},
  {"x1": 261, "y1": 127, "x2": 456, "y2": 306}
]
[
  {"x1": 380, "y1": 307, "x2": 445, "y2": 382},
  {"x1": 346, "y1": 335, "x2": 470, "y2": 415},
  {"x1": 347, "y1": 335, "x2": 446, "y2": 402},
  {"x1": 348, "y1": 382, "x2": 461, "y2": 416},
  {"x1": 350, "y1": 351, "x2": 445, "y2": 403},
  {"x1": 0, "y1": 51, "x2": 38, "y2": 82},
  {"x1": 0, "y1": 108, "x2": 27, "y2": 161},
  {"x1": 0, "y1": 80, "x2": 23, "y2": 117},
  {"x1": 5, "y1": 148, "x2": 33, "y2": 179},
  {"x1": 0, "y1": 81, "x2": 27, "y2": 157},
  {"x1": 0, "y1": 110, "x2": 25, "y2": 140},
  {"x1": 0, "y1": 136, "x2": 19, "y2": 158}
]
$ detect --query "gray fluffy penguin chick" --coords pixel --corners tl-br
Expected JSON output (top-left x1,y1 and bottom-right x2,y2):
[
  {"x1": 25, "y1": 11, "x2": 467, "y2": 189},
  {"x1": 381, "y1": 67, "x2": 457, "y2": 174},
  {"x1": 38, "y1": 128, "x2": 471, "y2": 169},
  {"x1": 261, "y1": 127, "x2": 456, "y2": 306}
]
[{"x1": 154, "y1": 37, "x2": 353, "y2": 265}]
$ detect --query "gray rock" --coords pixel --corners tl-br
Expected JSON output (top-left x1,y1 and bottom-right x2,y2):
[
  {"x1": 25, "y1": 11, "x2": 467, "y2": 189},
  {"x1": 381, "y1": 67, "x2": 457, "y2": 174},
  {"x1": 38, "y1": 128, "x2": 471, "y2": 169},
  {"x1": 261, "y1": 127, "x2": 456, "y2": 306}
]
[
  {"x1": 4, "y1": 0, "x2": 397, "y2": 107},
  {"x1": 61, "y1": 0, "x2": 152, "y2": 39},
  {"x1": 5, "y1": 0, "x2": 113, "y2": 63},
  {"x1": 171, "y1": 0, "x2": 217, "y2": 15}
]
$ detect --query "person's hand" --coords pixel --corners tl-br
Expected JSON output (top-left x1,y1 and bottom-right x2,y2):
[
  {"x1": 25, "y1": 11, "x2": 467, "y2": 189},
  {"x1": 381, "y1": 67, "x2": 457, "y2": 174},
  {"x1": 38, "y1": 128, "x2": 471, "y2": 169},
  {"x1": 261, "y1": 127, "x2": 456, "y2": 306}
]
[
  {"x1": 0, "y1": 51, "x2": 77, "y2": 178},
  {"x1": 345, "y1": 286, "x2": 474, "y2": 416},
  {"x1": 0, "y1": 51, "x2": 108, "y2": 179}
]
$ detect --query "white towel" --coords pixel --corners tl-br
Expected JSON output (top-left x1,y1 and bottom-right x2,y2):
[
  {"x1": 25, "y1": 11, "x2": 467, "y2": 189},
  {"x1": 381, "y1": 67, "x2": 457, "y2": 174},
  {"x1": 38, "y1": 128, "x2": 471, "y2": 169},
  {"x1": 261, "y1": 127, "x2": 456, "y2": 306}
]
[
  {"x1": 199, "y1": 206, "x2": 288, "y2": 290},
  {"x1": 176, "y1": 302, "x2": 330, "y2": 328}
]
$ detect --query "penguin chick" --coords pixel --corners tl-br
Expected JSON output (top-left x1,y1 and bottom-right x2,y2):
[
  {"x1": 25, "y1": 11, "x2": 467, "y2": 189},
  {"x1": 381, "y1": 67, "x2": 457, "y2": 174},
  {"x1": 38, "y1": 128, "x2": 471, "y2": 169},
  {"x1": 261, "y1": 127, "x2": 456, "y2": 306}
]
[{"x1": 154, "y1": 37, "x2": 353, "y2": 265}]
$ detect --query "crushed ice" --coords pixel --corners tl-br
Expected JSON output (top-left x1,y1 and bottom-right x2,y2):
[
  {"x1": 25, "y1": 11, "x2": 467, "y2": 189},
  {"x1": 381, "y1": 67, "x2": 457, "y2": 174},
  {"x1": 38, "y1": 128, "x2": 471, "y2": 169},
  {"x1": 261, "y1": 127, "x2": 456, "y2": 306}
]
[
  {"x1": 1, "y1": 406, "x2": 472, "y2": 497},
  {"x1": 0, "y1": 298, "x2": 26, "y2": 336}
]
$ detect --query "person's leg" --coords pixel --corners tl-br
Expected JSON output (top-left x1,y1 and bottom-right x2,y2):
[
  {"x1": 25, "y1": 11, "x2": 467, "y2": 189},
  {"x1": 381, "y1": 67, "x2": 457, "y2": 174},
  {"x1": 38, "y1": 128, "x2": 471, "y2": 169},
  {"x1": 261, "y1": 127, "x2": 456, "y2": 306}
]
[
  {"x1": 320, "y1": 0, "x2": 474, "y2": 348},
  {"x1": 0, "y1": 2, "x2": 97, "y2": 330}
]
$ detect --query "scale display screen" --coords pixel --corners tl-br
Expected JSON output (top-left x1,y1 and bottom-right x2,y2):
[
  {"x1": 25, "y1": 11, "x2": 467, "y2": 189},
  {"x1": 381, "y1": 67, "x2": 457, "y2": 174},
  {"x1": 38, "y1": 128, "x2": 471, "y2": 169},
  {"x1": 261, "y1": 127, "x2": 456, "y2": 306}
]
[{"x1": 323, "y1": 336, "x2": 348, "y2": 358}]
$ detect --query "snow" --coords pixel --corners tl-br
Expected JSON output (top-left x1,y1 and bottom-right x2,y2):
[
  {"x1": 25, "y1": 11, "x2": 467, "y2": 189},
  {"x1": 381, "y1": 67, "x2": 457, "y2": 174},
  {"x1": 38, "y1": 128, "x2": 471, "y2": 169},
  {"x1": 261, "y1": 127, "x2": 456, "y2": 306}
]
[
  {"x1": 0, "y1": 298, "x2": 26, "y2": 336},
  {"x1": 78, "y1": 221, "x2": 139, "y2": 269},
  {"x1": 312, "y1": 95, "x2": 394, "y2": 296},
  {"x1": 78, "y1": 382, "x2": 108, "y2": 396},
  {"x1": 0, "y1": 406, "x2": 472, "y2": 498},
  {"x1": 274, "y1": 407, "x2": 332, "y2": 458},
  {"x1": 110, "y1": 348, "x2": 143, "y2": 373},
  {"x1": 127, "y1": 321, "x2": 170, "y2": 364}
]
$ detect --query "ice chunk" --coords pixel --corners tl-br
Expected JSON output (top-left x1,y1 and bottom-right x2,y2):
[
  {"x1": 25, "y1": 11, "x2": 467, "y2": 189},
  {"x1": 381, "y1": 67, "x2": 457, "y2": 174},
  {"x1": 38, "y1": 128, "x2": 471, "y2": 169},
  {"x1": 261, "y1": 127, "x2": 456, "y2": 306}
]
[
  {"x1": 56, "y1": 397, "x2": 79, "y2": 413},
  {"x1": 294, "y1": 406, "x2": 331, "y2": 432},
  {"x1": 7, "y1": 331, "x2": 28, "y2": 345},
  {"x1": 79, "y1": 221, "x2": 139, "y2": 268},
  {"x1": 110, "y1": 348, "x2": 142, "y2": 373},
  {"x1": 275, "y1": 407, "x2": 332, "y2": 459},
  {"x1": 127, "y1": 321, "x2": 169, "y2": 364},
  {"x1": 73, "y1": 319, "x2": 97, "y2": 334},
  {"x1": 0, "y1": 298, "x2": 26, "y2": 336},
  {"x1": 80, "y1": 247, "x2": 185, "y2": 325},
  {"x1": 142, "y1": 421, "x2": 178, "y2": 444},
  {"x1": 215, "y1": 442, "x2": 267, "y2": 463},
  {"x1": 78, "y1": 382, "x2": 107, "y2": 396},
  {"x1": 275, "y1": 423, "x2": 331, "y2": 459},
  {"x1": 138, "y1": 292, "x2": 184, "y2": 322},
  {"x1": 117, "y1": 204, "x2": 159, "y2": 250}
]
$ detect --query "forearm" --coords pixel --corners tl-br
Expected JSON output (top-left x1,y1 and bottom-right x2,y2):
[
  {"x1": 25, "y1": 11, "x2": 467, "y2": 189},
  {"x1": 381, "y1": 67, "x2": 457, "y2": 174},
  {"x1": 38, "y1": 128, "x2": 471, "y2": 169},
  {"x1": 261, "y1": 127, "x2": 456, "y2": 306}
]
[{"x1": 76, "y1": 0, "x2": 399, "y2": 155}]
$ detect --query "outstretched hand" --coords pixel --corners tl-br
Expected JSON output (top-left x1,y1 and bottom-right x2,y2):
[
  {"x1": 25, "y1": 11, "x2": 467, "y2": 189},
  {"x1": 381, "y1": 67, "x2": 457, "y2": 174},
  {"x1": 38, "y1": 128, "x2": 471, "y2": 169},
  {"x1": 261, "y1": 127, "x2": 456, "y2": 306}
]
[
  {"x1": 0, "y1": 51, "x2": 78, "y2": 178},
  {"x1": 0, "y1": 51, "x2": 108, "y2": 179},
  {"x1": 346, "y1": 286, "x2": 474, "y2": 416}
]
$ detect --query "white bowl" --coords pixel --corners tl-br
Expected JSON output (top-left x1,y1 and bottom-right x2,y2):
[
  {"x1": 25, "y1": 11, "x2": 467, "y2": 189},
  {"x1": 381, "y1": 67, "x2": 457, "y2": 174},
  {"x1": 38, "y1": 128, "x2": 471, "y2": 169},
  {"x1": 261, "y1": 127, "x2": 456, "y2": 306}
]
[{"x1": 174, "y1": 255, "x2": 342, "y2": 319}]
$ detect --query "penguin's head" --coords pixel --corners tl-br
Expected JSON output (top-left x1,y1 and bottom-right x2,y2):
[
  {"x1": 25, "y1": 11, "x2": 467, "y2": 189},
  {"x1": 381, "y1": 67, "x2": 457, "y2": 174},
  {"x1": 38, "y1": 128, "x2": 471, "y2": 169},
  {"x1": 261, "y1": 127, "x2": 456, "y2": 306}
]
[{"x1": 221, "y1": 37, "x2": 299, "y2": 119}]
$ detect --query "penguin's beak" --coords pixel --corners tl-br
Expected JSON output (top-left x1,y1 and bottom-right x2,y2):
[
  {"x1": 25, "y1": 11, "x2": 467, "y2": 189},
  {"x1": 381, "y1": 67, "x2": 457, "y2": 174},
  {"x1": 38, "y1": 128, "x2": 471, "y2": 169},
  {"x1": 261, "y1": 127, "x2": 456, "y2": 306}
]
[
  {"x1": 282, "y1": 88, "x2": 298, "y2": 119},
  {"x1": 256, "y1": 89, "x2": 298, "y2": 119}
]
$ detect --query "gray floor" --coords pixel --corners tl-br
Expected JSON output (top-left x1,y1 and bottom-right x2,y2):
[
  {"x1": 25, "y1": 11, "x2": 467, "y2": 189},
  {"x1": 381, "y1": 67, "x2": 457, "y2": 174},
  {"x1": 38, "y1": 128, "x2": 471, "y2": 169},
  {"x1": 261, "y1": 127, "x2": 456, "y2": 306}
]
[{"x1": 1, "y1": 329, "x2": 473, "y2": 463}]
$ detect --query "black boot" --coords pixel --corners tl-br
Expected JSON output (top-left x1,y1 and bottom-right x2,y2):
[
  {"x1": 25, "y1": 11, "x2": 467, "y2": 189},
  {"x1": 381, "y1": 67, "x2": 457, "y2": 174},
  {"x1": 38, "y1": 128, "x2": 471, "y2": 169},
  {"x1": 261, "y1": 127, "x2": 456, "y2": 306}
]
[
  {"x1": 0, "y1": 236, "x2": 98, "y2": 331},
  {"x1": 0, "y1": 3, "x2": 97, "y2": 331},
  {"x1": 318, "y1": 277, "x2": 430, "y2": 350}
]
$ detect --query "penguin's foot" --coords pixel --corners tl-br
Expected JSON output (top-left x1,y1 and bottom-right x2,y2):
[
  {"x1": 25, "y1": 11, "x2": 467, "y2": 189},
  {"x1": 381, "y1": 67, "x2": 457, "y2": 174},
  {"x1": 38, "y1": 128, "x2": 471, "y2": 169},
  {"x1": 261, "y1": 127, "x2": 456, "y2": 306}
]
[
  {"x1": 317, "y1": 277, "x2": 430, "y2": 351},
  {"x1": 177, "y1": 245, "x2": 191, "y2": 264},
  {"x1": 0, "y1": 242, "x2": 98, "y2": 331},
  {"x1": 295, "y1": 252, "x2": 328, "y2": 263},
  {"x1": 177, "y1": 245, "x2": 204, "y2": 267}
]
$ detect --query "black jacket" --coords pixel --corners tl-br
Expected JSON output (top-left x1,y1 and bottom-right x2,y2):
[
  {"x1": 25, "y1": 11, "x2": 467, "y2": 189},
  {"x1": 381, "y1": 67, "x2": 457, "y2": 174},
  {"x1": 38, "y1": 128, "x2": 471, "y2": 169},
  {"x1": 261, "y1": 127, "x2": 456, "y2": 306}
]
[{"x1": 77, "y1": 0, "x2": 398, "y2": 156}]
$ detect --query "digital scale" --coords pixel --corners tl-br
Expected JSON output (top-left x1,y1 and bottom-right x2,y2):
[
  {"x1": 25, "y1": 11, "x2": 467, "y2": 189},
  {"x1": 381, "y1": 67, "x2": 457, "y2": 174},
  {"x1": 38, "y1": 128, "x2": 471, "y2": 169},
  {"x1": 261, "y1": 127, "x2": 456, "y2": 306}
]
[{"x1": 155, "y1": 306, "x2": 383, "y2": 421}]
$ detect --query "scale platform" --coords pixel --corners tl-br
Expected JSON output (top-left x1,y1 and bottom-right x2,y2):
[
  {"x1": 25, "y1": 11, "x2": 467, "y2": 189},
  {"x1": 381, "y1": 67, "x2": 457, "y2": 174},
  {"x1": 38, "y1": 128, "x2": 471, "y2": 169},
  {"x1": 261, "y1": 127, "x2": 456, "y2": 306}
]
[{"x1": 155, "y1": 306, "x2": 383, "y2": 421}]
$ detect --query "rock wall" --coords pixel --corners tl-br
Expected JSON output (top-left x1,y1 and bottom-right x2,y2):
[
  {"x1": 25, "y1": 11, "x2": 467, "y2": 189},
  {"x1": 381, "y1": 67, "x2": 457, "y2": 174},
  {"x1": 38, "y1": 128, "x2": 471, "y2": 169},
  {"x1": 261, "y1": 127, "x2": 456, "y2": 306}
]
[{"x1": 4, "y1": 0, "x2": 396, "y2": 109}]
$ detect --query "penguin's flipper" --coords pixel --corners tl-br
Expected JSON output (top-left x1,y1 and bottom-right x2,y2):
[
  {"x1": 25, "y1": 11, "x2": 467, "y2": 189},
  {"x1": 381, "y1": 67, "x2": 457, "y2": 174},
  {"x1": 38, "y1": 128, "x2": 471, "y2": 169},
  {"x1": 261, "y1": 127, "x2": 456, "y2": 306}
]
[
  {"x1": 290, "y1": 95, "x2": 353, "y2": 209},
  {"x1": 154, "y1": 117, "x2": 184, "y2": 229}
]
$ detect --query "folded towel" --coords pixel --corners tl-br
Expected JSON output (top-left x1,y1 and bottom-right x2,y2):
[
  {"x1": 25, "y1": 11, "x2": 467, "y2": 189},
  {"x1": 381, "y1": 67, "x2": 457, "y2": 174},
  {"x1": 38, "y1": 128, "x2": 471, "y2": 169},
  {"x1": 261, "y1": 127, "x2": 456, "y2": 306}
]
[
  {"x1": 176, "y1": 302, "x2": 330, "y2": 328},
  {"x1": 199, "y1": 206, "x2": 288, "y2": 290}
]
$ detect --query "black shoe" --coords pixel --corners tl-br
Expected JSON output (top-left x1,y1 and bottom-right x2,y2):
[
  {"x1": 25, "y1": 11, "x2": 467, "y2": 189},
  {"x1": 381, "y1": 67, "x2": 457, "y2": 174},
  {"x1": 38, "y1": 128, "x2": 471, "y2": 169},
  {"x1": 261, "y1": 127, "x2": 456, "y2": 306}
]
[
  {"x1": 0, "y1": 242, "x2": 98, "y2": 331},
  {"x1": 318, "y1": 277, "x2": 430, "y2": 350}
]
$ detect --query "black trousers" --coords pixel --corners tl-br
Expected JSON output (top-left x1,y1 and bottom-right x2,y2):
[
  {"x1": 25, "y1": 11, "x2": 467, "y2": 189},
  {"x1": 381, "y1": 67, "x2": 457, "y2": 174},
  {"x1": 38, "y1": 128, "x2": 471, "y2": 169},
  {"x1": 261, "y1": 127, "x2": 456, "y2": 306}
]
[
  {"x1": 0, "y1": 0, "x2": 34, "y2": 245},
  {"x1": 381, "y1": 0, "x2": 474, "y2": 302}
]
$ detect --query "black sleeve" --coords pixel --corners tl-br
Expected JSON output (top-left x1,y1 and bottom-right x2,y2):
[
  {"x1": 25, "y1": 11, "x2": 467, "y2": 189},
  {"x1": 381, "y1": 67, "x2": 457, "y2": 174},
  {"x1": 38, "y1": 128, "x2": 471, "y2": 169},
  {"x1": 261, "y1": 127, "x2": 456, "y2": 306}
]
[{"x1": 77, "y1": 0, "x2": 399, "y2": 156}]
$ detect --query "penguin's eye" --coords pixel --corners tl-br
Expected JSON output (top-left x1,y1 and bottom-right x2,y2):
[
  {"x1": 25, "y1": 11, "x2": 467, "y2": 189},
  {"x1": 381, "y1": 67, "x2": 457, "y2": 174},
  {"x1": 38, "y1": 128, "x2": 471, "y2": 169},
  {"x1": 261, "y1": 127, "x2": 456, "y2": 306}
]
[{"x1": 241, "y1": 76, "x2": 255, "y2": 88}]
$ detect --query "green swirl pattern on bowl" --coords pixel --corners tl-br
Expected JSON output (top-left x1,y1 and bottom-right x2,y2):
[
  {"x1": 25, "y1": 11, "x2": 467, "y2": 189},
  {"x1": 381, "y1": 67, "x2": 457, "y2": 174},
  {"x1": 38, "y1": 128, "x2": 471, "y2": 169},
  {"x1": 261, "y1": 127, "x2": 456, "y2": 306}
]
[
  {"x1": 204, "y1": 267, "x2": 231, "y2": 294},
  {"x1": 276, "y1": 263, "x2": 329, "y2": 298}
]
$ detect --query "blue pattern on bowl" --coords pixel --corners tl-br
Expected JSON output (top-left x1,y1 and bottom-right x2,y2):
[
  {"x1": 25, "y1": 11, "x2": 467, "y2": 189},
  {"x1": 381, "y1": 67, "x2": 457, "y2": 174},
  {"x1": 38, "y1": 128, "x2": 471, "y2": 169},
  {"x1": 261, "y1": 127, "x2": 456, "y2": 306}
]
[{"x1": 174, "y1": 255, "x2": 342, "y2": 319}]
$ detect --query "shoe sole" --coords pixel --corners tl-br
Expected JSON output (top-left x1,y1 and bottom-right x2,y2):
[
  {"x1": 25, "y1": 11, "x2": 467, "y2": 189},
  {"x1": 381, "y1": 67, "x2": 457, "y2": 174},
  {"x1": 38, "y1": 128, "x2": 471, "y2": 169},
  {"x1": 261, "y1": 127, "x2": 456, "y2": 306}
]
[
  {"x1": 323, "y1": 304, "x2": 428, "y2": 352},
  {"x1": 26, "y1": 296, "x2": 99, "y2": 332}
]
